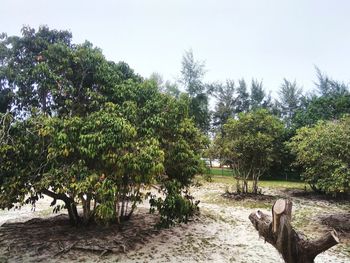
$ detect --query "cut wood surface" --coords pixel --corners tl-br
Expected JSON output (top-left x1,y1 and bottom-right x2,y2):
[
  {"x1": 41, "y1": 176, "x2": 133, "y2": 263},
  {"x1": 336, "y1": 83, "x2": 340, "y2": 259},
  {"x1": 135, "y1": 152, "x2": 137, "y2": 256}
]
[{"x1": 249, "y1": 198, "x2": 339, "y2": 263}]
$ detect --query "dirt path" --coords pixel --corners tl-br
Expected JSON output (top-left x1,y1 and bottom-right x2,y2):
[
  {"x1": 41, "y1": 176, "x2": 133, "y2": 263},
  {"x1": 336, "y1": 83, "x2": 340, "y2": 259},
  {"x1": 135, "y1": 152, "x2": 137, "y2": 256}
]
[{"x1": 0, "y1": 181, "x2": 349, "y2": 262}]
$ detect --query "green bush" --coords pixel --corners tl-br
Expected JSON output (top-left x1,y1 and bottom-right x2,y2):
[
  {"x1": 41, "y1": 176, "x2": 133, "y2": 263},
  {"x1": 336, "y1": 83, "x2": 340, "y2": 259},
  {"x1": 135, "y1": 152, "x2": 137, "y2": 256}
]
[
  {"x1": 150, "y1": 180, "x2": 199, "y2": 228},
  {"x1": 288, "y1": 115, "x2": 350, "y2": 195}
]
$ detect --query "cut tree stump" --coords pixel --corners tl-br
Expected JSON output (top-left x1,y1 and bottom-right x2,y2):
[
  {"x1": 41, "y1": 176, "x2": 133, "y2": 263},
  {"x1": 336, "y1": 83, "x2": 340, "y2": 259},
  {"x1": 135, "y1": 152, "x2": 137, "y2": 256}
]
[{"x1": 249, "y1": 199, "x2": 339, "y2": 263}]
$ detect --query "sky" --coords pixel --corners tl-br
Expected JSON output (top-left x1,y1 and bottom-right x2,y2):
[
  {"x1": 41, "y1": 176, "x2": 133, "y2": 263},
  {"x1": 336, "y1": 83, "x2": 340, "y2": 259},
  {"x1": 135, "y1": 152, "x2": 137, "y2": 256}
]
[{"x1": 1, "y1": 0, "x2": 350, "y2": 97}]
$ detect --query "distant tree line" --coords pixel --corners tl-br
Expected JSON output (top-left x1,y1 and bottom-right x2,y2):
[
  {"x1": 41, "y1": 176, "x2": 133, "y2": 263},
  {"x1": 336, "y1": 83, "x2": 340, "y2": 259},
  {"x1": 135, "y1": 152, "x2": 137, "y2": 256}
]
[
  {"x1": 154, "y1": 49, "x2": 349, "y2": 196},
  {"x1": 0, "y1": 25, "x2": 348, "y2": 230}
]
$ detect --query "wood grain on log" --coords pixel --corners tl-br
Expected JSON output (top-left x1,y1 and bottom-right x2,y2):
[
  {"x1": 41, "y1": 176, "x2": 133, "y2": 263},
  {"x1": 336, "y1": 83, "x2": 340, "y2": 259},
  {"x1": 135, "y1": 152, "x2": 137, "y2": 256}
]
[{"x1": 249, "y1": 199, "x2": 339, "y2": 263}]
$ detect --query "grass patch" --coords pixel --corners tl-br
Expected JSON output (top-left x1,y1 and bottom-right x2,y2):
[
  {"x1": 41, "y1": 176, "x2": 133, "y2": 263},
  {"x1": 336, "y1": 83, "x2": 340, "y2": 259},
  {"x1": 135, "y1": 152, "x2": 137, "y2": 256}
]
[
  {"x1": 259, "y1": 180, "x2": 307, "y2": 190},
  {"x1": 204, "y1": 175, "x2": 307, "y2": 190},
  {"x1": 292, "y1": 208, "x2": 312, "y2": 229},
  {"x1": 205, "y1": 167, "x2": 234, "y2": 176}
]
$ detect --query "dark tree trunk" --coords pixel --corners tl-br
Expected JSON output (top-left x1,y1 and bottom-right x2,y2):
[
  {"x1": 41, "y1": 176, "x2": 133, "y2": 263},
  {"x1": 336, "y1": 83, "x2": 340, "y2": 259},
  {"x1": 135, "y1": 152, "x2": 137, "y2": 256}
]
[
  {"x1": 41, "y1": 189, "x2": 81, "y2": 226},
  {"x1": 80, "y1": 194, "x2": 92, "y2": 225},
  {"x1": 249, "y1": 199, "x2": 339, "y2": 263},
  {"x1": 66, "y1": 200, "x2": 80, "y2": 226},
  {"x1": 252, "y1": 178, "x2": 258, "y2": 194}
]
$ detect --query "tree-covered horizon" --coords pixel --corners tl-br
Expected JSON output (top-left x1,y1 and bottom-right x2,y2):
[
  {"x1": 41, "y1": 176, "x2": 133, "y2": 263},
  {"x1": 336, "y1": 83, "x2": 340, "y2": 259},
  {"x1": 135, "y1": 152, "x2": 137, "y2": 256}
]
[{"x1": 0, "y1": 26, "x2": 349, "y2": 227}]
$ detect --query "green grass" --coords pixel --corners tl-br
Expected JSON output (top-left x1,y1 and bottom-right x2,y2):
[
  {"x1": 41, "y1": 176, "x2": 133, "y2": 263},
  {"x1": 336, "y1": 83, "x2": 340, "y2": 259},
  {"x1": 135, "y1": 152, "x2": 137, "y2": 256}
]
[
  {"x1": 204, "y1": 167, "x2": 307, "y2": 190},
  {"x1": 205, "y1": 167, "x2": 234, "y2": 176},
  {"x1": 201, "y1": 174, "x2": 307, "y2": 190},
  {"x1": 259, "y1": 180, "x2": 307, "y2": 189}
]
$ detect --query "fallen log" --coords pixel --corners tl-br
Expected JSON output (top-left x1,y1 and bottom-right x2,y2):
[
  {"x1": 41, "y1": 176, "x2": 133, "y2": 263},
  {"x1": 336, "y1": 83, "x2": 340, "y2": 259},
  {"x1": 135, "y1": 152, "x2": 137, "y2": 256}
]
[{"x1": 249, "y1": 199, "x2": 339, "y2": 263}]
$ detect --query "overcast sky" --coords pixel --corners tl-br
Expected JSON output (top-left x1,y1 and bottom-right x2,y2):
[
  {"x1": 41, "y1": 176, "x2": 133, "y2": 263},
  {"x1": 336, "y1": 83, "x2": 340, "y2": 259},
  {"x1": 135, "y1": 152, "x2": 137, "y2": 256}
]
[{"x1": 1, "y1": 0, "x2": 350, "y2": 97}]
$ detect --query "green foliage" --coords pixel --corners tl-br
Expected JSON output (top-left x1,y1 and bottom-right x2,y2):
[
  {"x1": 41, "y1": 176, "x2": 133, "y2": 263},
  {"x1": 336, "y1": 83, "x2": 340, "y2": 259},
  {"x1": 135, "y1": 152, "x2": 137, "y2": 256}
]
[
  {"x1": 211, "y1": 78, "x2": 276, "y2": 134},
  {"x1": 314, "y1": 67, "x2": 349, "y2": 97},
  {"x1": 211, "y1": 80, "x2": 236, "y2": 130},
  {"x1": 292, "y1": 94, "x2": 350, "y2": 130},
  {"x1": 94, "y1": 179, "x2": 118, "y2": 223},
  {"x1": 180, "y1": 49, "x2": 210, "y2": 133},
  {"x1": 221, "y1": 109, "x2": 285, "y2": 194},
  {"x1": 277, "y1": 79, "x2": 303, "y2": 127},
  {"x1": 0, "y1": 103, "x2": 165, "y2": 224},
  {"x1": 291, "y1": 68, "x2": 349, "y2": 131},
  {"x1": 0, "y1": 88, "x2": 13, "y2": 113},
  {"x1": 250, "y1": 79, "x2": 272, "y2": 110},
  {"x1": 0, "y1": 26, "x2": 206, "y2": 227},
  {"x1": 235, "y1": 79, "x2": 250, "y2": 114},
  {"x1": 180, "y1": 49, "x2": 206, "y2": 96},
  {"x1": 288, "y1": 116, "x2": 350, "y2": 195},
  {"x1": 0, "y1": 26, "x2": 139, "y2": 117},
  {"x1": 150, "y1": 180, "x2": 199, "y2": 228}
]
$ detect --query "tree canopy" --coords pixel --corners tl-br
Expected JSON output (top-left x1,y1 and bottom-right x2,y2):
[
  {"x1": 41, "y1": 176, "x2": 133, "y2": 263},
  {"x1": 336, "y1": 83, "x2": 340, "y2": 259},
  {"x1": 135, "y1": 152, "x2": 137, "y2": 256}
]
[
  {"x1": 0, "y1": 26, "x2": 206, "y2": 226},
  {"x1": 221, "y1": 109, "x2": 285, "y2": 194}
]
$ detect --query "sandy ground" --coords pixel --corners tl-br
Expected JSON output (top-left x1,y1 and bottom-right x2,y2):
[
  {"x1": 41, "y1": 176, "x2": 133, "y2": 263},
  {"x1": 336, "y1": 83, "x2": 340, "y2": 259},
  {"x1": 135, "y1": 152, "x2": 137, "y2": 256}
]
[{"x1": 0, "y1": 181, "x2": 349, "y2": 263}]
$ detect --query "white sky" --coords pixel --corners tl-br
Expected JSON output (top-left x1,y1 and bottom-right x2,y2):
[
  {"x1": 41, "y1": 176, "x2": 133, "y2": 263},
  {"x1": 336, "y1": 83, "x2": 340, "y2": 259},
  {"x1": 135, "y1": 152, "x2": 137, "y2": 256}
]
[{"x1": 1, "y1": 0, "x2": 350, "y2": 97}]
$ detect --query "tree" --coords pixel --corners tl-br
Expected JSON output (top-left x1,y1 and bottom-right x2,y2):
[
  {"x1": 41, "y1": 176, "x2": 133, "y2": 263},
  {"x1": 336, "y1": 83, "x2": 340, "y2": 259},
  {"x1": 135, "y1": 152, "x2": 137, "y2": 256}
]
[
  {"x1": 0, "y1": 27, "x2": 206, "y2": 227},
  {"x1": 0, "y1": 26, "x2": 73, "y2": 115},
  {"x1": 314, "y1": 67, "x2": 348, "y2": 97},
  {"x1": 0, "y1": 26, "x2": 142, "y2": 118},
  {"x1": 0, "y1": 33, "x2": 13, "y2": 113},
  {"x1": 288, "y1": 116, "x2": 350, "y2": 195},
  {"x1": 291, "y1": 69, "x2": 349, "y2": 130},
  {"x1": 277, "y1": 79, "x2": 303, "y2": 127},
  {"x1": 149, "y1": 72, "x2": 181, "y2": 98},
  {"x1": 250, "y1": 199, "x2": 339, "y2": 263},
  {"x1": 0, "y1": 88, "x2": 12, "y2": 113},
  {"x1": 211, "y1": 80, "x2": 236, "y2": 130},
  {"x1": 180, "y1": 49, "x2": 206, "y2": 96},
  {"x1": 235, "y1": 79, "x2": 250, "y2": 114},
  {"x1": 221, "y1": 109, "x2": 284, "y2": 194},
  {"x1": 249, "y1": 79, "x2": 273, "y2": 111},
  {"x1": 180, "y1": 49, "x2": 210, "y2": 133},
  {"x1": 0, "y1": 103, "x2": 164, "y2": 225},
  {"x1": 163, "y1": 80, "x2": 181, "y2": 98},
  {"x1": 292, "y1": 94, "x2": 350, "y2": 130}
]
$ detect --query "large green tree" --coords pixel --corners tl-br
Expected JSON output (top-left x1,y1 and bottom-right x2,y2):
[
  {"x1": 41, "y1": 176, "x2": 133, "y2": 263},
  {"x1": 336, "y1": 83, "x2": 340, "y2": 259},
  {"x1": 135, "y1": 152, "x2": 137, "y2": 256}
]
[
  {"x1": 221, "y1": 109, "x2": 284, "y2": 194},
  {"x1": 0, "y1": 104, "x2": 164, "y2": 225},
  {"x1": 0, "y1": 27, "x2": 205, "y2": 226}
]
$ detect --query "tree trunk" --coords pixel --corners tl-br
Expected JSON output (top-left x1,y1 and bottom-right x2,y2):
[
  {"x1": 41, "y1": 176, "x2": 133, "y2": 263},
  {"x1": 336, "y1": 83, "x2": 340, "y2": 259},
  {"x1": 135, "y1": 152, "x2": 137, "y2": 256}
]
[
  {"x1": 243, "y1": 180, "x2": 248, "y2": 194},
  {"x1": 42, "y1": 189, "x2": 80, "y2": 226},
  {"x1": 80, "y1": 194, "x2": 91, "y2": 225},
  {"x1": 66, "y1": 200, "x2": 80, "y2": 226},
  {"x1": 252, "y1": 176, "x2": 258, "y2": 194},
  {"x1": 249, "y1": 199, "x2": 339, "y2": 263},
  {"x1": 235, "y1": 177, "x2": 241, "y2": 194}
]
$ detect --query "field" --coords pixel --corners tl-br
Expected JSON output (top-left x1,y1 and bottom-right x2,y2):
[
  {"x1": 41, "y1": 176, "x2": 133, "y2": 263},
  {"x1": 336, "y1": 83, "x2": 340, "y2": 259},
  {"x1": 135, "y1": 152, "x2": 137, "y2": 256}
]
[{"x1": 0, "y1": 176, "x2": 349, "y2": 263}]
